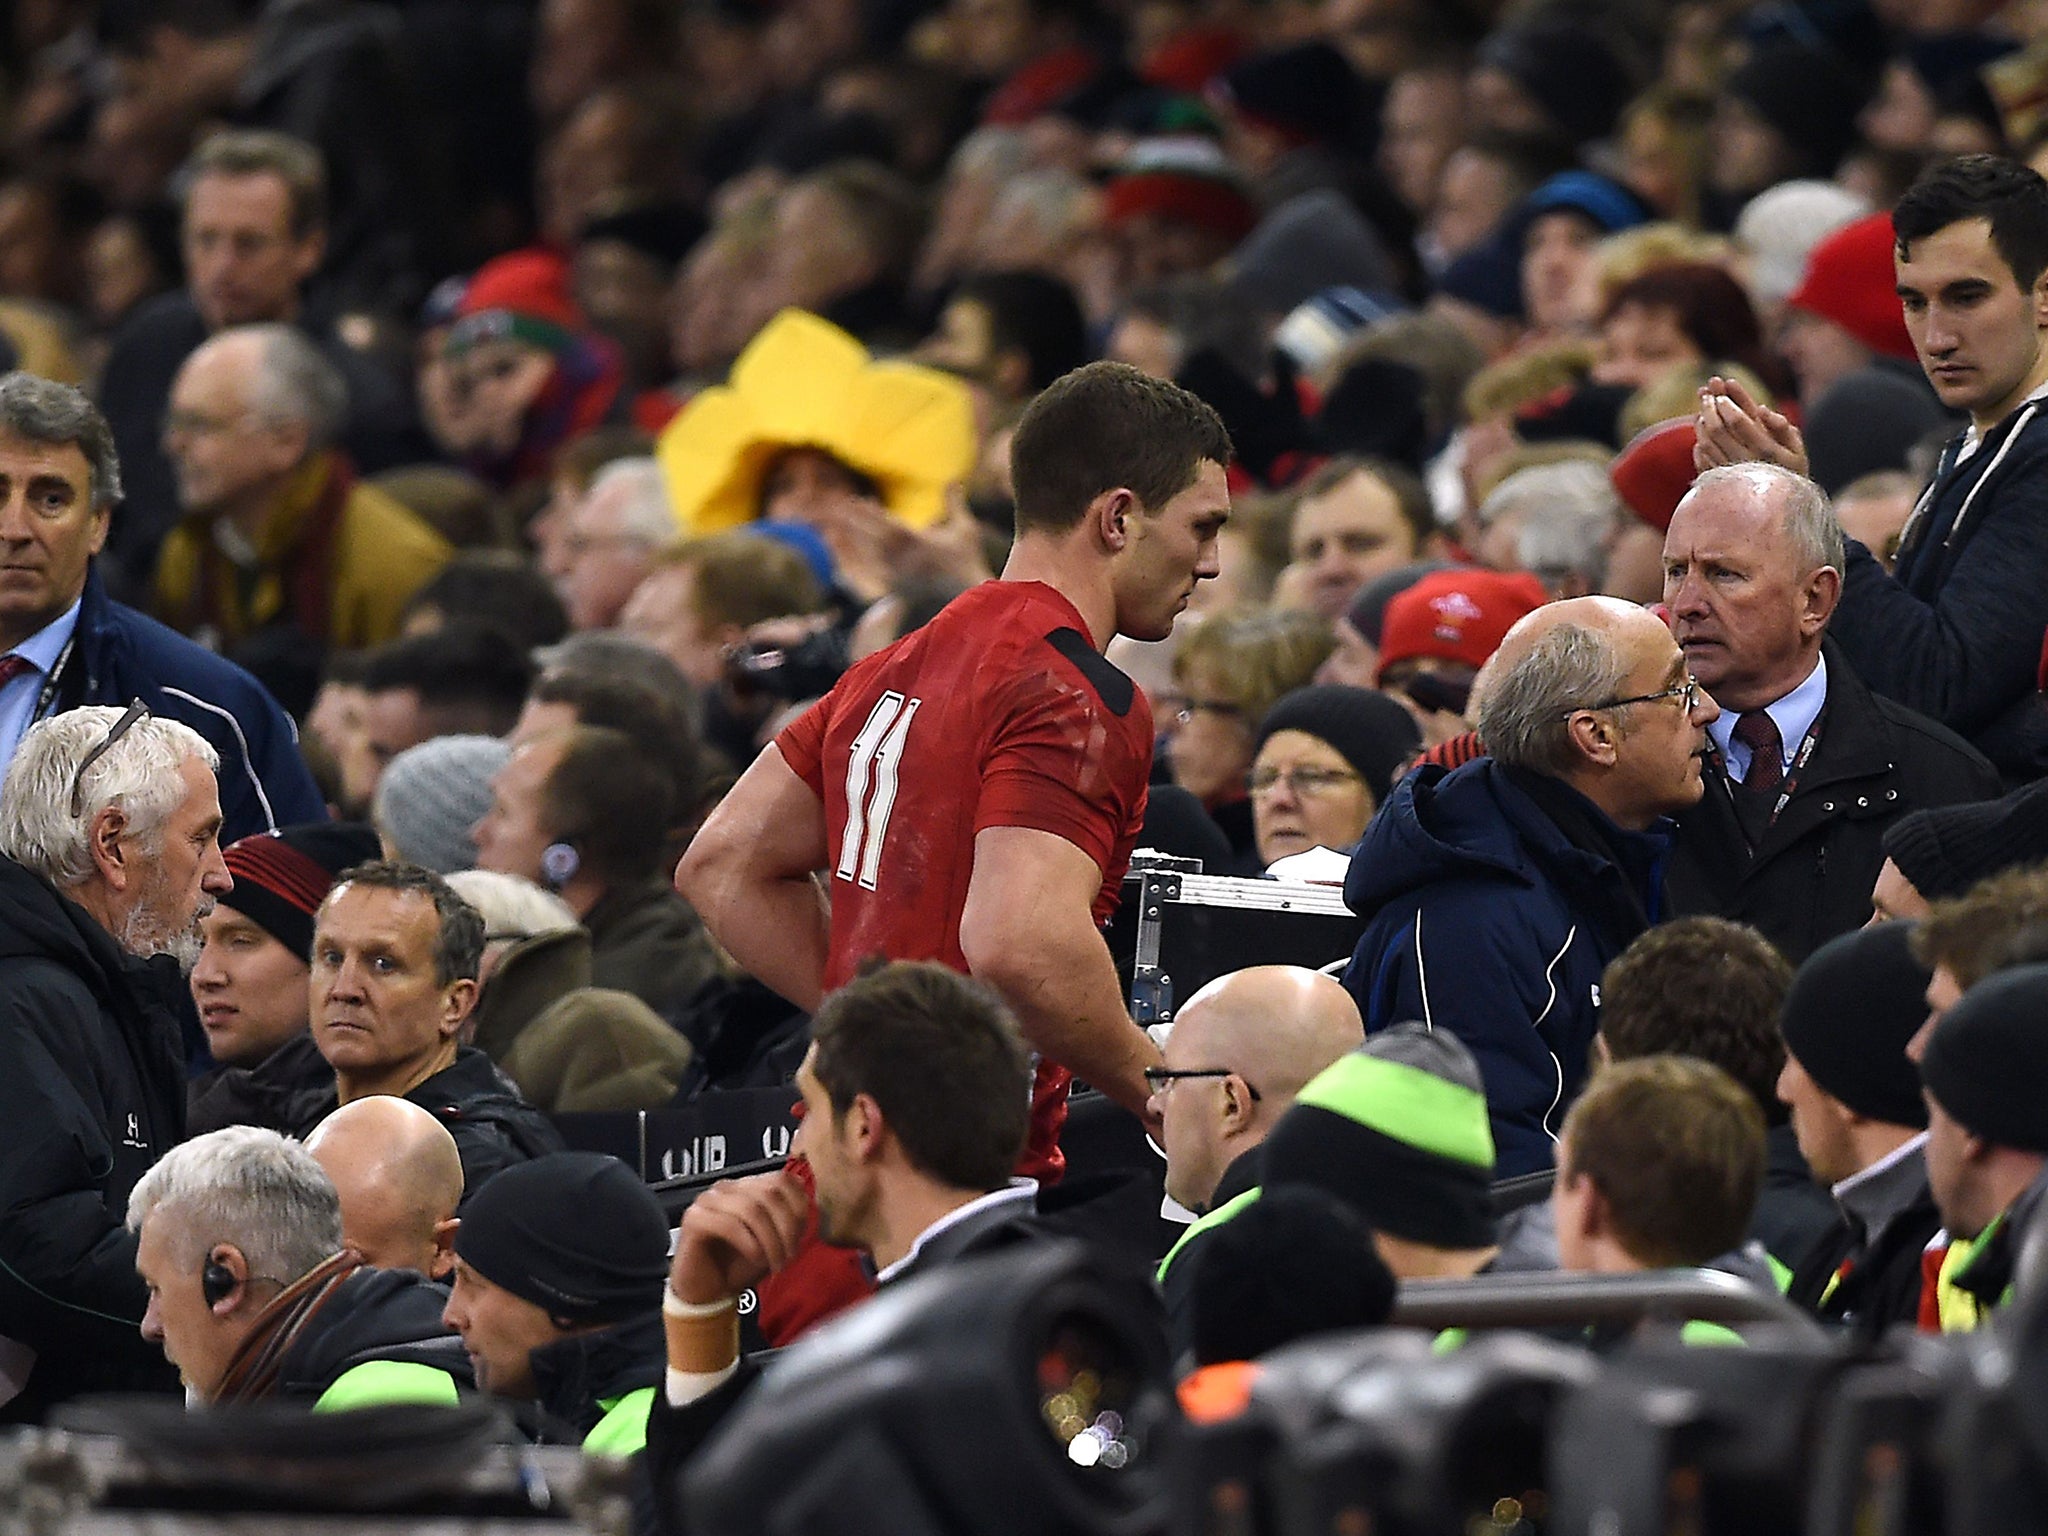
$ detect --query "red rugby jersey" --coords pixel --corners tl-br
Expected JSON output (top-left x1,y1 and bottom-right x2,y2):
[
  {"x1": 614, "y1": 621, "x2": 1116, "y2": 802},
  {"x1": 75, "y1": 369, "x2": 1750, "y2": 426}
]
[{"x1": 777, "y1": 579, "x2": 1153, "y2": 1179}]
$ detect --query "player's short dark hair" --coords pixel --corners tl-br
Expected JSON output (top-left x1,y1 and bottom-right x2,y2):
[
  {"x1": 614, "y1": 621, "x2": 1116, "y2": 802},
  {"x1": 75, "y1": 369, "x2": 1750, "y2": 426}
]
[
  {"x1": 951, "y1": 270, "x2": 1090, "y2": 393},
  {"x1": 402, "y1": 553, "x2": 568, "y2": 652},
  {"x1": 361, "y1": 619, "x2": 533, "y2": 736},
  {"x1": 1894, "y1": 154, "x2": 2048, "y2": 291},
  {"x1": 1009, "y1": 361, "x2": 1232, "y2": 536},
  {"x1": 1599, "y1": 917, "x2": 1790, "y2": 1121},
  {"x1": 538, "y1": 726, "x2": 677, "y2": 887},
  {"x1": 322, "y1": 860, "x2": 484, "y2": 986},
  {"x1": 1562, "y1": 1056, "x2": 1765, "y2": 1268},
  {"x1": 810, "y1": 961, "x2": 1032, "y2": 1191}
]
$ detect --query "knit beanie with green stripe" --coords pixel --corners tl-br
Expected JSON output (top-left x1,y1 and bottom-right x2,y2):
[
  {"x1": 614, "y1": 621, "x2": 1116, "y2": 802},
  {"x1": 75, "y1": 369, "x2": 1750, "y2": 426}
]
[{"x1": 1259, "y1": 1024, "x2": 1498, "y2": 1250}]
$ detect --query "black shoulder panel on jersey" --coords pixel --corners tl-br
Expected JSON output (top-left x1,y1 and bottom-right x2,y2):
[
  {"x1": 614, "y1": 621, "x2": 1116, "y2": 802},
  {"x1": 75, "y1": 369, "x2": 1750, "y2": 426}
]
[{"x1": 1045, "y1": 626, "x2": 1136, "y2": 717}]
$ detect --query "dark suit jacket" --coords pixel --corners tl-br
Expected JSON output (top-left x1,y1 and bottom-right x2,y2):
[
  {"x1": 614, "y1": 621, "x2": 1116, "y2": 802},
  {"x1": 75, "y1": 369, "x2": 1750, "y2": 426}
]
[
  {"x1": 643, "y1": 1192, "x2": 1042, "y2": 1535},
  {"x1": 1666, "y1": 641, "x2": 2001, "y2": 961}
]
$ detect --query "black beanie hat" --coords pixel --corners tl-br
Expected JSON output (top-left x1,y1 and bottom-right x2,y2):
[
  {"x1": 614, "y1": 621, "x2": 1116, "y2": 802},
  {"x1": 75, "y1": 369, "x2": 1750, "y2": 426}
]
[
  {"x1": 1474, "y1": 19, "x2": 1635, "y2": 147},
  {"x1": 220, "y1": 822, "x2": 383, "y2": 962},
  {"x1": 1780, "y1": 922, "x2": 1930, "y2": 1129},
  {"x1": 1921, "y1": 962, "x2": 2048, "y2": 1153},
  {"x1": 1721, "y1": 44, "x2": 1869, "y2": 181},
  {"x1": 1261, "y1": 1024, "x2": 1498, "y2": 1249},
  {"x1": 1255, "y1": 685, "x2": 1421, "y2": 808},
  {"x1": 1882, "y1": 780, "x2": 2048, "y2": 903},
  {"x1": 1218, "y1": 41, "x2": 1365, "y2": 147},
  {"x1": 453, "y1": 1152, "x2": 670, "y2": 1324},
  {"x1": 1187, "y1": 1184, "x2": 1397, "y2": 1366}
]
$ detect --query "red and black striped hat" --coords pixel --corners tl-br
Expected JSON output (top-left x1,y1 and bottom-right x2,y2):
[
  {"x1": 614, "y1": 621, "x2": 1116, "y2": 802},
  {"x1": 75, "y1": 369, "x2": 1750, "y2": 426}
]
[{"x1": 219, "y1": 822, "x2": 382, "y2": 961}]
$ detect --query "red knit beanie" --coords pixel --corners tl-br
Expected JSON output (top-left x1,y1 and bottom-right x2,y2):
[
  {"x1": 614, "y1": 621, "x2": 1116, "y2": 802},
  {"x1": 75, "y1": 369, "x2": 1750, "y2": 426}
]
[
  {"x1": 1102, "y1": 170, "x2": 1258, "y2": 242},
  {"x1": 1610, "y1": 417, "x2": 1699, "y2": 532},
  {"x1": 448, "y1": 249, "x2": 584, "y2": 352},
  {"x1": 1785, "y1": 213, "x2": 1917, "y2": 362}
]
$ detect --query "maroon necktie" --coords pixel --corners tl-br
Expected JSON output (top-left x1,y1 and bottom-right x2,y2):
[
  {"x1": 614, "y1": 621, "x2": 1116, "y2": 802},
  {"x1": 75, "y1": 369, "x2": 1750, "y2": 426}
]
[
  {"x1": 1732, "y1": 711, "x2": 1785, "y2": 796},
  {"x1": 0, "y1": 655, "x2": 33, "y2": 690}
]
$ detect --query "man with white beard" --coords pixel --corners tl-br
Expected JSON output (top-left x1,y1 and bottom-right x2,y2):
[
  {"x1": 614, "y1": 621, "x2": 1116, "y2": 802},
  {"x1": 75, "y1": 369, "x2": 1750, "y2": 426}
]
[{"x1": 0, "y1": 703, "x2": 232, "y2": 1420}]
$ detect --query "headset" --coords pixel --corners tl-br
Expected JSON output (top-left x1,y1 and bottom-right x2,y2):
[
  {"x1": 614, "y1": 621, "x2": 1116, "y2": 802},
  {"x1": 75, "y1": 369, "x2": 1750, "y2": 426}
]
[
  {"x1": 203, "y1": 1249, "x2": 284, "y2": 1308},
  {"x1": 539, "y1": 841, "x2": 580, "y2": 891},
  {"x1": 202, "y1": 1256, "x2": 237, "y2": 1308}
]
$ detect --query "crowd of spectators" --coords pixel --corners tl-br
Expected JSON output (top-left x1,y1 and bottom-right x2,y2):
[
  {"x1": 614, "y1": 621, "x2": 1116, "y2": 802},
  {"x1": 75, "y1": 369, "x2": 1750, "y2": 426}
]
[{"x1": 11, "y1": 0, "x2": 2048, "y2": 1525}]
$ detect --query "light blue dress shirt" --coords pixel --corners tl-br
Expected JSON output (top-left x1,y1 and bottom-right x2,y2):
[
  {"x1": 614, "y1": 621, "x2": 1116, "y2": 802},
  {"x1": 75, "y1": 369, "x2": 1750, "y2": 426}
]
[
  {"x1": 0, "y1": 597, "x2": 84, "y2": 776},
  {"x1": 1706, "y1": 651, "x2": 1828, "y2": 784}
]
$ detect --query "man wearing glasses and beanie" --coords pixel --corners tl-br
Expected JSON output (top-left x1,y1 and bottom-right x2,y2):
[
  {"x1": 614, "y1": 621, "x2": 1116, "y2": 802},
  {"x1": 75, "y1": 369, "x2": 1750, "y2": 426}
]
[
  {"x1": 0, "y1": 703, "x2": 233, "y2": 1419},
  {"x1": 1342, "y1": 595, "x2": 1718, "y2": 1175}
]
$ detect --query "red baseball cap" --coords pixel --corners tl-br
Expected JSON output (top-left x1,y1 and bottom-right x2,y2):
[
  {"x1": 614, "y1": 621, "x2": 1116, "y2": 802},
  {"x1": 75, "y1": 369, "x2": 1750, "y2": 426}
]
[{"x1": 1377, "y1": 568, "x2": 1550, "y2": 679}]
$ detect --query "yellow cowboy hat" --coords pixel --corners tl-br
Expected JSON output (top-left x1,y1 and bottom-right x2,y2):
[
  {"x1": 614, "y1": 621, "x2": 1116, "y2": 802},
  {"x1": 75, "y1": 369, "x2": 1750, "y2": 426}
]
[{"x1": 657, "y1": 309, "x2": 977, "y2": 535}]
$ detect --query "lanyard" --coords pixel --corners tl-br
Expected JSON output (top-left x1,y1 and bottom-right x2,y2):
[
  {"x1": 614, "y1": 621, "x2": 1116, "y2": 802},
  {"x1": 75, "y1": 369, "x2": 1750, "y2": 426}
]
[
  {"x1": 29, "y1": 636, "x2": 74, "y2": 722},
  {"x1": 1708, "y1": 705, "x2": 1826, "y2": 836}
]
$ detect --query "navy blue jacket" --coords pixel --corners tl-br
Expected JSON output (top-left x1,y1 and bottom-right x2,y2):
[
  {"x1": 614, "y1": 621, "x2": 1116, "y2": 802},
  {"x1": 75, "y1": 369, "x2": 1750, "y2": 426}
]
[
  {"x1": 1341, "y1": 759, "x2": 1669, "y2": 1177},
  {"x1": 42, "y1": 566, "x2": 325, "y2": 844},
  {"x1": 1831, "y1": 398, "x2": 2048, "y2": 778}
]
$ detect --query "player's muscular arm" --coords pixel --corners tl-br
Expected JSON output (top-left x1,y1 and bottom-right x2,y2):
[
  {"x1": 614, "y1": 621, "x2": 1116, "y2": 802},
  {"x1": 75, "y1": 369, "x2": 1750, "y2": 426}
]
[
  {"x1": 958, "y1": 824, "x2": 1162, "y2": 1129},
  {"x1": 675, "y1": 745, "x2": 830, "y2": 1012}
]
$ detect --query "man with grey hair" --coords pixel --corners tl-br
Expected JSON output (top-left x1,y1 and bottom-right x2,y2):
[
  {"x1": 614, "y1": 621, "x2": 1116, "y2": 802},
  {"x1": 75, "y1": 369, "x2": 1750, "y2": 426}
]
[
  {"x1": 129, "y1": 1125, "x2": 468, "y2": 1407},
  {"x1": 0, "y1": 370, "x2": 324, "y2": 844},
  {"x1": 550, "y1": 458, "x2": 678, "y2": 632},
  {"x1": 1341, "y1": 596, "x2": 1720, "y2": 1175},
  {"x1": 96, "y1": 128, "x2": 421, "y2": 586},
  {"x1": 1662, "y1": 463, "x2": 1998, "y2": 960},
  {"x1": 155, "y1": 325, "x2": 450, "y2": 650},
  {"x1": 1474, "y1": 459, "x2": 1618, "y2": 597},
  {"x1": 0, "y1": 704, "x2": 232, "y2": 1418}
]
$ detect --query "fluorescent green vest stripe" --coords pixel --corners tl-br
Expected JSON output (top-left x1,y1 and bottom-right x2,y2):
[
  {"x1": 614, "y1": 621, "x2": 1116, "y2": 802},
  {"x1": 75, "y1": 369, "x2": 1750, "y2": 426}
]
[
  {"x1": 1764, "y1": 1252, "x2": 1793, "y2": 1295},
  {"x1": 1679, "y1": 1319, "x2": 1746, "y2": 1348},
  {"x1": 313, "y1": 1360, "x2": 461, "y2": 1412},
  {"x1": 1157, "y1": 1187, "x2": 1263, "y2": 1283},
  {"x1": 1294, "y1": 1053, "x2": 1494, "y2": 1168},
  {"x1": 583, "y1": 1386, "x2": 657, "y2": 1458}
]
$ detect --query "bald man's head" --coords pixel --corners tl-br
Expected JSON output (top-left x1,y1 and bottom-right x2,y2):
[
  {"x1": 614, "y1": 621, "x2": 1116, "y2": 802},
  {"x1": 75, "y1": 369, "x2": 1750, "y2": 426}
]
[
  {"x1": 305, "y1": 1096, "x2": 464, "y2": 1278},
  {"x1": 1152, "y1": 965, "x2": 1364, "y2": 1210},
  {"x1": 1475, "y1": 595, "x2": 1715, "y2": 829}
]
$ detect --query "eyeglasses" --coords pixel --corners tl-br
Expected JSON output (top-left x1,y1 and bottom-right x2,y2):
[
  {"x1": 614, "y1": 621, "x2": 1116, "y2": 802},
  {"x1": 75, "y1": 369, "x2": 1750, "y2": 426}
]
[
  {"x1": 1142, "y1": 1066, "x2": 1262, "y2": 1099},
  {"x1": 1566, "y1": 675, "x2": 1704, "y2": 719},
  {"x1": 70, "y1": 698, "x2": 150, "y2": 818},
  {"x1": 1174, "y1": 699, "x2": 1244, "y2": 727},
  {"x1": 1247, "y1": 766, "x2": 1362, "y2": 798},
  {"x1": 160, "y1": 408, "x2": 254, "y2": 443}
]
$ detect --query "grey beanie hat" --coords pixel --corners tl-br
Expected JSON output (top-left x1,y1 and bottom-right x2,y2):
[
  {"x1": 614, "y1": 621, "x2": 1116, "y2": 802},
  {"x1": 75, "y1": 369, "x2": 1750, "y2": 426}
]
[{"x1": 374, "y1": 734, "x2": 510, "y2": 875}]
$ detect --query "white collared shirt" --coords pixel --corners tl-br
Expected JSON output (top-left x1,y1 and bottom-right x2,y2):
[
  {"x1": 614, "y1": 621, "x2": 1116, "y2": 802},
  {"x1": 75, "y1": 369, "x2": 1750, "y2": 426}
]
[
  {"x1": 1707, "y1": 650, "x2": 1828, "y2": 784},
  {"x1": 0, "y1": 597, "x2": 82, "y2": 773},
  {"x1": 873, "y1": 1178, "x2": 1039, "y2": 1285},
  {"x1": 1831, "y1": 1130, "x2": 1928, "y2": 1203}
]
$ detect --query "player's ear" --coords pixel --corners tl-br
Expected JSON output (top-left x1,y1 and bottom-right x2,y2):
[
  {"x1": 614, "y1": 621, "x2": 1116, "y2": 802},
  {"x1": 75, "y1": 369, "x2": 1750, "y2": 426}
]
[{"x1": 1093, "y1": 488, "x2": 1136, "y2": 550}]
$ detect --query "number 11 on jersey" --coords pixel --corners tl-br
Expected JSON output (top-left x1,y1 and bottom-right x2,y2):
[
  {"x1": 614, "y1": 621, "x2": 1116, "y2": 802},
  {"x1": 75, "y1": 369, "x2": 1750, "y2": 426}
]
[{"x1": 836, "y1": 691, "x2": 921, "y2": 889}]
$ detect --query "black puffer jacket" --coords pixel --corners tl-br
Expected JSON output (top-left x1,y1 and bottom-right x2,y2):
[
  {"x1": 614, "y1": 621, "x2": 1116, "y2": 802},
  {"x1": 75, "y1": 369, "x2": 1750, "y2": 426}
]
[
  {"x1": 272, "y1": 1267, "x2": 474, "y2": 1404},
  {"x1": 405, "y1": 1047, "x2": 565, "y2": 1207},
  {"x1": 187, "y1": 1031, "x2": 336, "y2": 1139},
  {"x1": 0, "y1": 856, "x2": 184, "y2": 1416}
]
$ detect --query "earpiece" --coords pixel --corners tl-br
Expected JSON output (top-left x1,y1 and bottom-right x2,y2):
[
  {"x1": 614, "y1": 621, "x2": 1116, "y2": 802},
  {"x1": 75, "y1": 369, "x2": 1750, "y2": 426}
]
[
  {"x1": 202, "y1": 1257, "x2": 236, "y2": 1308},
  {"x1": 539, "y1": 841, "x2": 581, "y2": 890}
]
